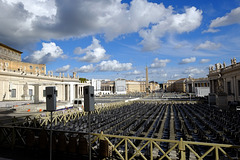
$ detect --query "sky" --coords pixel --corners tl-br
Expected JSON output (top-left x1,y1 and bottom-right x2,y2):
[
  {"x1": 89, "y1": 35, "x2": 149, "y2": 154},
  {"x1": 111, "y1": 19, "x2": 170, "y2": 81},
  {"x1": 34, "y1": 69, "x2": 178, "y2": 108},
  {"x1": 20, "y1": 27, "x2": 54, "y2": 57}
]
[{"x1": 0, "y1": 0, "x2": 240, "y2": 83}]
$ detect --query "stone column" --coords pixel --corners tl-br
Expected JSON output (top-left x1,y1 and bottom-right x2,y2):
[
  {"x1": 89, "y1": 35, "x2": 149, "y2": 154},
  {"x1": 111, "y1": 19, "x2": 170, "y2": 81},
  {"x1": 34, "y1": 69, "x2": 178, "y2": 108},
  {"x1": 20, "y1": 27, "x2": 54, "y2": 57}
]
[
  {"x1": 69, "y1": 83, "x2": 74, "y2": 103},
  {"x1": 75, "y1": 84, "x2": 79, "y2": 99},
  {"x1": 65, "y1": 85, "x2": 69, "y2": 101},
  {"x1": 34, "y1": 84, "x2": 40, "y2": 104}
]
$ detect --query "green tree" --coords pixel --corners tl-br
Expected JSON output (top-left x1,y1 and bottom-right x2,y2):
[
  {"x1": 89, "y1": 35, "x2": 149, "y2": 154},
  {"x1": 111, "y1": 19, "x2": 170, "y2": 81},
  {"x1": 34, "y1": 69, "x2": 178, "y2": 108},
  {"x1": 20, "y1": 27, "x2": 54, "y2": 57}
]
[{"x1": 79, "y1": 78, "x2": 88, "y2": 83}]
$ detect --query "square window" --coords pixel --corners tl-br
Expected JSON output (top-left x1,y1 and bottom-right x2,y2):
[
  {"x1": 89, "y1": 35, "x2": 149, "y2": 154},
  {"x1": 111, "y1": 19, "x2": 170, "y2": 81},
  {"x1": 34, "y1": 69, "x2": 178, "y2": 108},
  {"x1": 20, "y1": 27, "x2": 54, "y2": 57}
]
[
  {"x1": 29, "y1": 89, "x2": 33, "y2": 96},
  {"x1": 43, "y1": 90, "x2": 46, "y2": 97},
  {"x1": 11, "y1": 89, "x2": 16, "y2": 98}
]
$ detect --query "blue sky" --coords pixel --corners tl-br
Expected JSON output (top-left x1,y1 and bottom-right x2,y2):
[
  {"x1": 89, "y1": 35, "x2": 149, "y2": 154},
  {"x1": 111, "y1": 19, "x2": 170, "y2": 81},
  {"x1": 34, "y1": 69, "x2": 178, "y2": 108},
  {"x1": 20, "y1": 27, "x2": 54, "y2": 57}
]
[{"x1": 0, "y1": 0, "x2": 240, "y2": 83}]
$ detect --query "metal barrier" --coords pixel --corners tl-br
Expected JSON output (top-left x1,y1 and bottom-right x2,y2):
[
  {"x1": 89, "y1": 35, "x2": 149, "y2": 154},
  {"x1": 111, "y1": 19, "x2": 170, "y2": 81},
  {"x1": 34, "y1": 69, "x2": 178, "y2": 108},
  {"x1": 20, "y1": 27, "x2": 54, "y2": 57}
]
[
  {"x1": 1, "y1": 100, "x2": 239, "y2": 160},
  {"x1": 0, "y1": 126, "x2": 239, "y2": 160},
  {"x1": 92, "y1": 132, "x2": 240, "y2": 160}
]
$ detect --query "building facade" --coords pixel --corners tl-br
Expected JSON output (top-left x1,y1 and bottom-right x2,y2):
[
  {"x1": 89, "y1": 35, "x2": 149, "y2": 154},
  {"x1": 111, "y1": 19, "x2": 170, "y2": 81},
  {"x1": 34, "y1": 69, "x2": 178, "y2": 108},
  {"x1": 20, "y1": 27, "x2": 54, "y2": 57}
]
[
  {"x1": 185, "y1": 77, "x2": 210, "y2": 97},
  {"x1": 0, "y1": 43, "x2": 89, "y2": 103},
  {"x1": 101, "y1": 80, "x2": 115, "y2": 95},
  {"x1": 0, "y1": 43, "x2": 22, "y2": 61},
  {"x1": 0, "y1": 70, "x2": 88, "y2": 103},
  {"x1": 163, "y1": 79, "x2": 186, "y2": 93},
  {"x1": 126, "y1": 80, "x2": 146, "y2": 93},
  {"x1": 115, "y1": 79, "x2": 127, "y2": 94},
  {"x1": 149, "y1": 81, "x2": 160, "y2": 92},
  {"x1": 208, "y1": 58, "x2": 240, "y2": 107}
]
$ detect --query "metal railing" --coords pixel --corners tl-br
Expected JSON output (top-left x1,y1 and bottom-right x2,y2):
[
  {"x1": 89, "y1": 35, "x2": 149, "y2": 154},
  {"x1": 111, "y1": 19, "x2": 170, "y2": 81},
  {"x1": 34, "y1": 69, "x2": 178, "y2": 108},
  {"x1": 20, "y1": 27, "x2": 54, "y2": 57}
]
[
  {"x1": 92, "y1": 132, "x2": 240, "y2": 160},
  {"x1": 0, "y1": 126, "x2": 239, "y2": 160}
]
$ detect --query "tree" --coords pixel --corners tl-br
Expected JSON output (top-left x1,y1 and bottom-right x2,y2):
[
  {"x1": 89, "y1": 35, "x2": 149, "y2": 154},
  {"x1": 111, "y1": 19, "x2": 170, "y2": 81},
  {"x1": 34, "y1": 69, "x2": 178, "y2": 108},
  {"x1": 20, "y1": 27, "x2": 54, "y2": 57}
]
[{"x1": 79, "y1": 78, "x2": 88, "y2": 83}]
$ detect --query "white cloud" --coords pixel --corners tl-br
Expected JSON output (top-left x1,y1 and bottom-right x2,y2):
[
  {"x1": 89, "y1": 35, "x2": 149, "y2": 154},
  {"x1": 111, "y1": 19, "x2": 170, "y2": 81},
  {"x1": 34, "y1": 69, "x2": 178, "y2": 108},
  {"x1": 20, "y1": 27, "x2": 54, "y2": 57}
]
[
  {"x1": 149, "y1": 69, "x2": 159, "y2": 74},
  {"x1": 183, "y1": 67, "x2": 204, "y2": 77},
  {"x1": 161, "y1": 73, "x2": 167, "y2": 77},
  {"x1": 139, "y1": 7, "x2": 202, "y2": 51},
  {"x1": 210, "y1": 7, "x2": 240, "y2": 28},
  {"x1": 6, "y1": 0, "x2": 56, "y2": 18},
  {"x1": 172, "y1": 74, "x2": 180, "y2": 78},
  {"x1": 135, "y1": 78, "x2": 146, "y2": 81},
  {"x1": 98, "y1": 60, "x2": 132, "y2": 72},
  {"x1": 74, "y1": 64, "x2": 95, "y2": 73},
  {"x1": 202, "y1": 28, "x2": 220, "y2": 33},
  {"x1": 179, "y1": 57, "x2": 196, "y2": 64},
  {"x1": 195, "y1": 41, "x2": 221, "y2": 50},
  {"x1": 24, "y1": 42, "x2": 64, "y2": 64},
  {"x1": 204, "y1": 7, "x2": 240, "y2": 33},
  {"x1": 56, "y1": 65, "x2": 70, "y2": 73},
  {"x1": 126, "y1": 70, "x2": 142, "y2": 75},
  {"x1": 200, "y1": 59, "x2": 210, "y2": 63},
  {"x1": 0, "y1": 0, "x2": 202, "y2": 52},
  {"x1": 74, "y1": 37, "x2": 110, "y2": 63},
  {"x1": 150, "y1": 58, "x2": 170, "y2": 68}
]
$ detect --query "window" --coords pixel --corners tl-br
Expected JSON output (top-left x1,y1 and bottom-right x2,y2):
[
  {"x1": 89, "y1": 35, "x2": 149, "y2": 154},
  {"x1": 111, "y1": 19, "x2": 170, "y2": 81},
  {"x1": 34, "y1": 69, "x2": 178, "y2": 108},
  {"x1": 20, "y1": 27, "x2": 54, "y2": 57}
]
[
  {"x1": 42, "y1": 67, "x2": 45, "y2": 70},
  {"x1": 11, "y1": 89, "x2": 16, "y2": 98},
  {"x1": 43, "y1": 90, "x2": 46, "y2": 97},
  {"x1": 29, "y1": 89, "x2": 33, "y2": 96},
  {"x1": 30, "y1": 66, "x2": 33, "y2": 69},
  {"x1": 36, "y1": 67, "x2": 39, "y2": 69},
  {"x1": 227, "y1": 82, "x2": 231, "y2": 95}
]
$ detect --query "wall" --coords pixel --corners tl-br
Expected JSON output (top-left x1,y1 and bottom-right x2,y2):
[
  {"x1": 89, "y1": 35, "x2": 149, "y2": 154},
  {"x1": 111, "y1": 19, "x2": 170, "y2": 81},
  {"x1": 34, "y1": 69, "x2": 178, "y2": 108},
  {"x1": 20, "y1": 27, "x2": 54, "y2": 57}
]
[
  {"x1": 0, "y1": 59, "x2": 46, "y2": 75},
  {"x1": 0, "y1": 70, "x2": 88, "y2": 102},
  {"x1": 115, "y1": 79, "x2": 126, "y2": 94},
  {"x1": 0, "y1": 45, "x2": 21, "y2": 62}
]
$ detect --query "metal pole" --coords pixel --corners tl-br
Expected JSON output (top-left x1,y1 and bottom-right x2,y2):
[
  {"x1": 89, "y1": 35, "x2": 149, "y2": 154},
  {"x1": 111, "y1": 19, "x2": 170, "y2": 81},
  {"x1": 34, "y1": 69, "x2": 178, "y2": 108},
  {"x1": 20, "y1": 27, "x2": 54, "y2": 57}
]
[
  {"x1": 88, "y1": 111, "x2": 91, "y2": 160},
  {"x1": 50, "y1": 111, "x2": 53, "y2": 160}
]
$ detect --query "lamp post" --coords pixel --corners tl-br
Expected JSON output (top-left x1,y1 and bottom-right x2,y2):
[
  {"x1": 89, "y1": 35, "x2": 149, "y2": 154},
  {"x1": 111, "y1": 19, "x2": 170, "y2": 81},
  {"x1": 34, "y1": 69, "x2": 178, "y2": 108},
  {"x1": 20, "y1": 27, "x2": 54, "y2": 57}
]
[{"x1": 84, "y1": 86, "x2": 95, "y2": 160}]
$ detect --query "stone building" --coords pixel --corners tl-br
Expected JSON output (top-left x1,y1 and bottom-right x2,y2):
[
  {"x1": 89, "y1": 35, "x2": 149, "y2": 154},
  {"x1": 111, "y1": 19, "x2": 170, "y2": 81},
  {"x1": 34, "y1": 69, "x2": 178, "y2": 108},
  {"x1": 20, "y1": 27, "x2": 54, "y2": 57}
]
[
  {"x1": 163, "y1": 78, "x2": 186, "y2": 92},
  {"x1": 0, "y1": 43, "x2": 89, "y2": 103},
  {"x1": 0, "y1": 43, "x2": 46, "y2": 75},
  {"x1": 115, "y1": 79, "x2": 127, "y2": 94},
  {"x1": 185, "y1": 77, "x2": 210, "y2": 97},
  {"x1": 0, "y1": 43, "x2": 22, "y2": 61},
  {"x1": 101, "y1": 80, "x2": 115, "y2": 95},
  {"x1": 208, "y1": 58, "x2": 240, "y2": 108},
  {"x1": 163, "y1": 80, "x2": 176, "y2": 92},
  {"x1": 149, "y1": 81, "x2": 160, "y2": 92},
  {"x1": 174, "y1": 78, "x2": 186, "y2": 93},
  {"x1": 90, "y1": 79, "x2": 146, "y2": 95},
  {"x1": 185, "y1": 77, "x2": 209, "y2": 93},
  {"x1": 126, "y1": 80, "x2": 146, "y2": 93}
]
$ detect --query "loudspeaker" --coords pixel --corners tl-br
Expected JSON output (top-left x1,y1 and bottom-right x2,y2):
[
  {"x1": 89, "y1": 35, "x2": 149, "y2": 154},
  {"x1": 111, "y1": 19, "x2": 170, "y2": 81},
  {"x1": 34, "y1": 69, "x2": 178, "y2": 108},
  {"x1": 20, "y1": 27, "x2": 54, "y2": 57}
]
[
  {"x1": 84, "y1": 86, "x2": 95, "y2": 112},
  {"x1": 46, "y1": 86, "x2": 57, "y2": 111}
]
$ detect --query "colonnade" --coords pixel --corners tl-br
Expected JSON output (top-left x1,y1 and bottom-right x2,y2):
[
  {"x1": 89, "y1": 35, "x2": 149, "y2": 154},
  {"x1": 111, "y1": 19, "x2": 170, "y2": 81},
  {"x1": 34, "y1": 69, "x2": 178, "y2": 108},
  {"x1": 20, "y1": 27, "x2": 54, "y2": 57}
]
[{"x1": 33, "y1": 83, "x2": 88, "y2": 104}]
